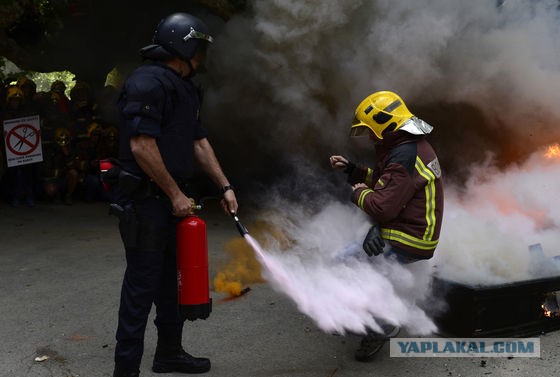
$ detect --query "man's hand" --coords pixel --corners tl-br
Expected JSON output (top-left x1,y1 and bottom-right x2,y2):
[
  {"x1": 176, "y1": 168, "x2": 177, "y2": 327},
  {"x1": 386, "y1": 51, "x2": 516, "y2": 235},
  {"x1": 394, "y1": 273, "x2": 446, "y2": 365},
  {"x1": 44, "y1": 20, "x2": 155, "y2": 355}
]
[
  {"x1": 329, "y1": 155, "x2": 349, "y2": 170},
  {"x1": 221, "y1": 189, "x2": 238, "y2": 216},
  {"x1": 352, "y1": 182, "x2": 367, "y2": 191},
  {"x1": 363, "y1": 223, "x2": 385, "y2": 256},
  {"x1": 170, "y1": 193, "x2": 195, "y2": 217}
]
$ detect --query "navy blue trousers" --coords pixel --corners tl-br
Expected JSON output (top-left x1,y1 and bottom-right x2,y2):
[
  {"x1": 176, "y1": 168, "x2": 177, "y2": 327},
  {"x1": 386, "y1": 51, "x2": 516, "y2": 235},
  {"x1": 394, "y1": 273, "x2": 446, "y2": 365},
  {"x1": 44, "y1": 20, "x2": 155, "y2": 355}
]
[{"x1": 114, "y1": 197, "x2": 182, "y2": 371}]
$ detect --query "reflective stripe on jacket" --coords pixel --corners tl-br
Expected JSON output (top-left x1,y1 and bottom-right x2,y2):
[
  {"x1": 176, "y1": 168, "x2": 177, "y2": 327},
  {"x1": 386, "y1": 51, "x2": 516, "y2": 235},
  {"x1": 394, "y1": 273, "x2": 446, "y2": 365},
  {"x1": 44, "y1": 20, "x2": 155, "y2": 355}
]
[{"x1": 349, "y1": 134, "x2": 444, "y2": 259}]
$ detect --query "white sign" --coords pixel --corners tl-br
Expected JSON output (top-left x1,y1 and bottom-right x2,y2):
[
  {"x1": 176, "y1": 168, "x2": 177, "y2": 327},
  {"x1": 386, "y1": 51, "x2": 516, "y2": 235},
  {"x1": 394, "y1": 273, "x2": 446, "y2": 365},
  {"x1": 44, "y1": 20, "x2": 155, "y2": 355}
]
[{"x1": 3, "y1": 115, "x2": 43, "y2": 168}]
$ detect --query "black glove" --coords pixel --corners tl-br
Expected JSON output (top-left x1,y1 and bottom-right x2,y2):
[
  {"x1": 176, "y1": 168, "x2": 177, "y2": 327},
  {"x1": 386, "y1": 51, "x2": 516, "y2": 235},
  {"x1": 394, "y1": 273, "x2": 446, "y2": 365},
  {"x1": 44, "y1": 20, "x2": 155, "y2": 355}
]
[
  {"x1": 344, "y1": 161, "x2": 356, "y2": 175},
  {"x1": 363, "y1": 223, "x2": 385, "y2": 256}
]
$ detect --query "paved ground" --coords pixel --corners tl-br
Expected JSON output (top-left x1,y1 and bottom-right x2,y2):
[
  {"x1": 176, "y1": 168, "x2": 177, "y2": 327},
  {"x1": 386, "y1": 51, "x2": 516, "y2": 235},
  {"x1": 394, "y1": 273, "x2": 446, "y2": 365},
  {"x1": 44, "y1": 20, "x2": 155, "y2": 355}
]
[{"x1": 2, "y1": 201, "x2": 560, "y2": 377}]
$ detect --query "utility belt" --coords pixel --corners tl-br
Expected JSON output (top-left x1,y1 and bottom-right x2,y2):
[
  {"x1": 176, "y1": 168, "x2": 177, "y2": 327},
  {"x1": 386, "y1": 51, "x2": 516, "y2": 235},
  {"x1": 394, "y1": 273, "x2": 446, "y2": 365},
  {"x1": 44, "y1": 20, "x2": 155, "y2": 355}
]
[
  {"x1": 99, "y1": 159, "x2": 184, "y2": 201},
  {"x1": 109, "y1": 170, "x2": 178, "y2": 251},
  {"x1": 100, "y1": 160, "x2": 180, "y2": 251},
  {"x1": 118, "y1": 169, "x2": 167, "y2": 200}
]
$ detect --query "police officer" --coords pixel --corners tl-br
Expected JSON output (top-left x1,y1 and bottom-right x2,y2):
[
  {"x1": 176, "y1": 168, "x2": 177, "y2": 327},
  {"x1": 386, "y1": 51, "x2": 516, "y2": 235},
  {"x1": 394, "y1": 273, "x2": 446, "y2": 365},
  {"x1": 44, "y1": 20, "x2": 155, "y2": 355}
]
[{"x1": 113, "y1": 13, "x2": 238, "y2": 377}]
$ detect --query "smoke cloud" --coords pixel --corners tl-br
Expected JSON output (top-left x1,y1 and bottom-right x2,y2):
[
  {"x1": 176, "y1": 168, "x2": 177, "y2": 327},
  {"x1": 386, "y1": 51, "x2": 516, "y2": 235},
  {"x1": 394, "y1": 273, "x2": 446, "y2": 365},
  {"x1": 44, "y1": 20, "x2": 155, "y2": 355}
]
[
  {"x1": 213, "y1": 237, "x2": 264, "y2": 297},
  {"x1": 204, "y1": 0, "x2": 560, "y2": 175},
  {"x1": 213, "y1": 218, "x2": 290, "y2": 296},
  {"x1": 435, "y1": 146, "x2": 560, "y2": 285},
  {"x1": 205, "y1": 0, "x2": 560, "y2": 333}
]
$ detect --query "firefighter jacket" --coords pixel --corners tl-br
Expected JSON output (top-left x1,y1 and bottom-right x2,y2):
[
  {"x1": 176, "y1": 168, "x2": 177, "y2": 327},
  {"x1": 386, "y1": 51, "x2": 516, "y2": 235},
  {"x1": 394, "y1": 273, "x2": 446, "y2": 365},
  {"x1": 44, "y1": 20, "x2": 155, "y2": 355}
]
[{"x1": 348, "y1": 131, "x2": 444, "y2": 260}]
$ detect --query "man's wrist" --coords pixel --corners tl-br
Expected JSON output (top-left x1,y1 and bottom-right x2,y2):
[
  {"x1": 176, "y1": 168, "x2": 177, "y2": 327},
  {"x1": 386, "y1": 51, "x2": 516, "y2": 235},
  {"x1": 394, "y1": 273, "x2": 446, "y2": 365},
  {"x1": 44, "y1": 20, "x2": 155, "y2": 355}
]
[{"x1": 221, "y1": 184, "x2": 234, "y2": 194}]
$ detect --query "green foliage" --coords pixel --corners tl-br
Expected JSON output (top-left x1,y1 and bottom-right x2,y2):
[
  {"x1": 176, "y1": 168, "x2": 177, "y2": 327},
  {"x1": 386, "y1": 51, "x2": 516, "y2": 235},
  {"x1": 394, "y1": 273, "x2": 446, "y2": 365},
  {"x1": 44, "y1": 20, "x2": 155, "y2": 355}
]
[
  {"x1": 0, "y1": 57, "x2": 22, "y2": 83},
  {"x1": 0, "y1": 56, "x2": 75, "y2": 94},
  {"x1": 105, "y1": 66, "x2": 124, "y2": 89},
  {"x1": 28, "y1": 70, "x2": 75, "y2": 94}
]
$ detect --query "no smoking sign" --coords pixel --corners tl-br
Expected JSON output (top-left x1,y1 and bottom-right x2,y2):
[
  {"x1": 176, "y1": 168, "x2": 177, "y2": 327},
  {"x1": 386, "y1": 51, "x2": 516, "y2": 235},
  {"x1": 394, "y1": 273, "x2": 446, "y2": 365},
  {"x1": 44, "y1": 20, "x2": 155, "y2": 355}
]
[{"x1": 3, "y1": 115, "x2": 43, "y2": 167}]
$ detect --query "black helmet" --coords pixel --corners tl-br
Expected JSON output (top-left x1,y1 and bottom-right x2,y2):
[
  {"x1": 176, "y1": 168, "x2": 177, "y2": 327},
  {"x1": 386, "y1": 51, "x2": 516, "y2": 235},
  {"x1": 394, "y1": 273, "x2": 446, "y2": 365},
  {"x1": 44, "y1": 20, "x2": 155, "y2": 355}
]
[{"x1": 140, "y1": 13, "x2": 213, "y2": 61}]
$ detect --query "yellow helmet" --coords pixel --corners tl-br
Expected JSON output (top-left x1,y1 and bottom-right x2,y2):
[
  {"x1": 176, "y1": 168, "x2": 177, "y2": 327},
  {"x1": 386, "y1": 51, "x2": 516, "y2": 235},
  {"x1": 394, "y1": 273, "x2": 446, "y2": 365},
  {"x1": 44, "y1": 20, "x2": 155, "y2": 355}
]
[
  {"x1": 17, "y1": 76, "x2": 36, "y2": 90},
  {"x1": 6, "y1": 86, "x2": 24, "y2": 102},
  {"x1": 87, "y1": 122, "x2": 101, "y2": 138},
  {"x1": 350, "y1": 91, "x2": 414, "y2": 139},
  {"x1": 104, "y1": 126, "x2": 118, "y2": 147},
  {"x1": 55, "y1": 127, "x2": 71, "y2": 146}
]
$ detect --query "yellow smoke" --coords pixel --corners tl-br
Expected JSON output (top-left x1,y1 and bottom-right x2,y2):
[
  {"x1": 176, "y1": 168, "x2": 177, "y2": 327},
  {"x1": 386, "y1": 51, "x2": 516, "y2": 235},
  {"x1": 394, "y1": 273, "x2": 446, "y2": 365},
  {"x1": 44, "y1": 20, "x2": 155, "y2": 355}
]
[{"x1": 213, "y1": 217, "x2": 292, "y2": 296}]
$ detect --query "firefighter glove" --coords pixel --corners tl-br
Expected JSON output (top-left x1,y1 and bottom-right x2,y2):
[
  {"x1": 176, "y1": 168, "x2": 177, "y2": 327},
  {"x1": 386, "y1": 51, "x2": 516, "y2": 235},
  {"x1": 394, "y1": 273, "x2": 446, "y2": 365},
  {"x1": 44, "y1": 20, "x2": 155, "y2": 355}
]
[
  {"x1": 344, "y1": 161, "x2": 356, "y2": 175},
  {"x1": 363, "y1": 223, "x2": 385, "y2": 256}
]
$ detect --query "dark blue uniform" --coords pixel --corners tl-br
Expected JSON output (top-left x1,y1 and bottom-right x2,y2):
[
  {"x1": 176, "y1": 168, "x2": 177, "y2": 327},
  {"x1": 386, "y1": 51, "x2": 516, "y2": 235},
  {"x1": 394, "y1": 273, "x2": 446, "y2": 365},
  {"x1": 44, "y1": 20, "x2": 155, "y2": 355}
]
[
  {"x1": 118, "y1": 63, "x2": 207, "y2": 180},
  {"x1": 114, "y1": 63, "x2": 207, "y2": 372}
]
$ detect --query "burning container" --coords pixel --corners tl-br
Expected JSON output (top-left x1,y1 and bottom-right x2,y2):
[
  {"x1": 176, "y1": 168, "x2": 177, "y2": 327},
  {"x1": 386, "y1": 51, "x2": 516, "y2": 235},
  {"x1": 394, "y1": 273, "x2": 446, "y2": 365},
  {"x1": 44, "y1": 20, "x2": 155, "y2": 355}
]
[{"x1": 433, "y1": 275, "x2": 560, "y2": 337}]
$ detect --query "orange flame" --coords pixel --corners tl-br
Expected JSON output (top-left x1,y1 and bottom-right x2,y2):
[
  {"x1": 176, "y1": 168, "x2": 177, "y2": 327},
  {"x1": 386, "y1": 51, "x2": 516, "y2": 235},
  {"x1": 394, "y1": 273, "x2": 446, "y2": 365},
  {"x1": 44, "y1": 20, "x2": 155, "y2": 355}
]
[
  {"x1": 542, "y1": 304, "x2": 553, "y2": 318},
  {"x1": 545, "y1": 143, "x2": 560, "y2": 159},
  {"x1": 542, "y1": 293, "x2": 560, "y2": 318}
]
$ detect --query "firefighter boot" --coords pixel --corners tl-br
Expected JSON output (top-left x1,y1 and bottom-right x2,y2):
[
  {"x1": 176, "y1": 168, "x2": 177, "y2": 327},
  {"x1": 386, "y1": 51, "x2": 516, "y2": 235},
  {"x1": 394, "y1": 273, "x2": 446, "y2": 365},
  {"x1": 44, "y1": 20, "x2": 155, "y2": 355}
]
[
  {"x1": 112, "y1": 367, "x2": 140, "y2": 377},
  {"x1": 354, "y1": 324, "x2": 400, "y2": 362},
  {"x1": 152, "y1": 347, "x2": 210, "y2": 374}
]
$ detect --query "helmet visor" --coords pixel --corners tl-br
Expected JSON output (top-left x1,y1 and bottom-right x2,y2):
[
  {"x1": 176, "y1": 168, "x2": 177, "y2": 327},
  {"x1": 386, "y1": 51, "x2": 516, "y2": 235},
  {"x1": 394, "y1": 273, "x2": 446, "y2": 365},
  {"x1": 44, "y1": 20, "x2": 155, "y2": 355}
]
[
  {"x1": 350, "y1": 116, "x2": 371, "y2": 137},
  {"x1": 183, "y1": 27, "x2": 213, "y2": 43}
]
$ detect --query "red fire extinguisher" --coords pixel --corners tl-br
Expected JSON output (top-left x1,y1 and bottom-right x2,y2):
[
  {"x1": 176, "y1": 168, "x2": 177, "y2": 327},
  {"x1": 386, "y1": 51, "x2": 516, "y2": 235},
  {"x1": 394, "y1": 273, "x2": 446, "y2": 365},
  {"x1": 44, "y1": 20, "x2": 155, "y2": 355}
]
[
  {"x1": 176, "y1": 212, "x2": 212, "y2": 321},
  {"x1": 99, "y1": 158, "x2": 119, "y2": 192}
]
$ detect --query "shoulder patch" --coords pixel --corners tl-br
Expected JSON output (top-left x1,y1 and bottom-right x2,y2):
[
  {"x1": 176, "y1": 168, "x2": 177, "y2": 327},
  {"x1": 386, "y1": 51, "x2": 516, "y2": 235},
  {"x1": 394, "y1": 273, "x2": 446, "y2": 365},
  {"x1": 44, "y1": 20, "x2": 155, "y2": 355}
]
[{"x1": 427, "y1": 158, "x2": 442, "y2": 179}]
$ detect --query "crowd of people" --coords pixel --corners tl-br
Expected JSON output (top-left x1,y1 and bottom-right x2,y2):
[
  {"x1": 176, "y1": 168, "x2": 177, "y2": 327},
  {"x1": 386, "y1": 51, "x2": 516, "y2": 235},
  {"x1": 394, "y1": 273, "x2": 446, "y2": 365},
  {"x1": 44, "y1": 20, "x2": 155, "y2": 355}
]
[{"x1": 0, "y1": 76, "x2": 120, "y2": 207}]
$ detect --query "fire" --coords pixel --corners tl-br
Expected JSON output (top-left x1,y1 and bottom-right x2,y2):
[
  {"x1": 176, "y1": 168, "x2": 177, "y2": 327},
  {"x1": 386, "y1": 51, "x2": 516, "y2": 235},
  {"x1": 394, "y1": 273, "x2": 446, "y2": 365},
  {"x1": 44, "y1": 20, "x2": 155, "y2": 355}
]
[
  {"x1": 541, "y1": 293, "x2": 560, "y2": 318},
  {"x1": 544, "y1": 143, "x2": 560, "y2": 159},
  {"x1": 542, "y1": 304, "x2": 553, "y2": 318}
]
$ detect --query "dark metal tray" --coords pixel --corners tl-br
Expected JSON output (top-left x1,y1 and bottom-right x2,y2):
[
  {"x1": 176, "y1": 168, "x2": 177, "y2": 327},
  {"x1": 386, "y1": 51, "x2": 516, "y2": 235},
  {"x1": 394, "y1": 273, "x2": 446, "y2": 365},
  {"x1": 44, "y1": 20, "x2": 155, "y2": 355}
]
[{"x1": 432, "y1": 276, "x2": 560, "y2": 337}]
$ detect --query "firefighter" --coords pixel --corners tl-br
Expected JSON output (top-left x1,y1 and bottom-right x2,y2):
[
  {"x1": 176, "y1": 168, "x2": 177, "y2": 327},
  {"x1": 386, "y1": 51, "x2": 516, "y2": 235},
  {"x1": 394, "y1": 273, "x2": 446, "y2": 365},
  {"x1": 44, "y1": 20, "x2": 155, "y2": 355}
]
[
  {"x1": 112, "y1": 13, "x2": 238, "y2": 377},
  {"x1": 78, "y1": 122, "x2": 106, "y2": 202},
  {"x1": 49, "y1": 80, "x2": 70, "y2": 114},
  {"x1": 40, "y1": 88, "x2": 71, "y2": 144},
  {"x1": 42, "y1": 127, "x2": 79, "y2": 205},
  {"x1": 16, "y1": 76, "x2": 41, "y2": 114},
  {"x1": 330, "y1": 90, "x2": 444, "y2": 361},
  {"x1": 69, "y1": 80, "x2": 98, "y2": 136},
  {"x1": 99, "y1": 125, "x2": 119, "y2": 159}
]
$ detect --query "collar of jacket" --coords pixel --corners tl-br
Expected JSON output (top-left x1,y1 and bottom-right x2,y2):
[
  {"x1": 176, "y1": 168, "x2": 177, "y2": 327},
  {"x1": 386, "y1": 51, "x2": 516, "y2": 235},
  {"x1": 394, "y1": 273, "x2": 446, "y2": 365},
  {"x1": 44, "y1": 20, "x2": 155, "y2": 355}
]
[{"x1": 375, "y1": 131, "x2": 423, "y2": 159}]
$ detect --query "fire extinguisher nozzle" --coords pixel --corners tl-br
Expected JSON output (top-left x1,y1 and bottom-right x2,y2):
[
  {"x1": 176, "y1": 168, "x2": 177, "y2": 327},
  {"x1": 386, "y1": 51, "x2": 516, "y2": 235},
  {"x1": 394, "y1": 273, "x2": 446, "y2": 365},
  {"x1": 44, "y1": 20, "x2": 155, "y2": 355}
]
[
  {"x1": 232, "y1": 213, "x2": 249, "y2": 236},
  {"x1": 235, "y1": 221, "x2": 249, "y2": 236}
]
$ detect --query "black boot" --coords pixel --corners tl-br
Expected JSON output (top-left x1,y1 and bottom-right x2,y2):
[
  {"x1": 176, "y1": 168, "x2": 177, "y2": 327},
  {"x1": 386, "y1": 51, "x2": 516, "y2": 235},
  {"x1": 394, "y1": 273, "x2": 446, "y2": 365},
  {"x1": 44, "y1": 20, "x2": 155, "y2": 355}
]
[
  {"x1": 113, "y1": 367, "x2": 140, "y2": 377},
  {"x1": 152, "y1": 347, "x2": 210, "y2": 374}
]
